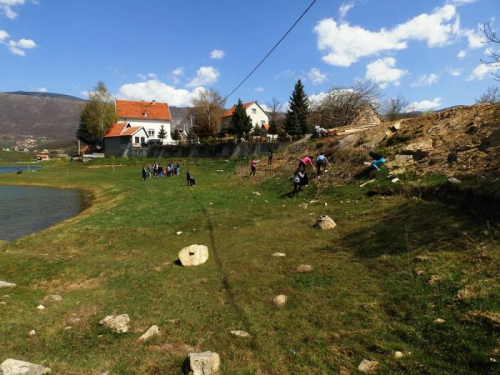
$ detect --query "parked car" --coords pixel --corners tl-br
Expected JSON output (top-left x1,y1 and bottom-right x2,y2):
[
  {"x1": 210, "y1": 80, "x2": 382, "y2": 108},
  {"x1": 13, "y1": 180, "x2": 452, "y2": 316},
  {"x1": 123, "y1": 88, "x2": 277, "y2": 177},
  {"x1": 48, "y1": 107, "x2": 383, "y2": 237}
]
[{"x1": 146, "y1": 139, "x2": 162, "y2": 146}]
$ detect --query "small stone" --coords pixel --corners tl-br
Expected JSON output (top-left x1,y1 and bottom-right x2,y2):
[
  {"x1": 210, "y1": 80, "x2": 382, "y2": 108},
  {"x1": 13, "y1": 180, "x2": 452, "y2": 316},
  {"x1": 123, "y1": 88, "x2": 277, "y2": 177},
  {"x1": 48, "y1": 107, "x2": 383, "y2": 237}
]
[
  {"x1": 324, "y1": 202, "x2": 328, "y2": 206},
  {"x1": 29, "y1": 330, "x2": 36, "y2": 336},
  {"x1": 137, "y1": 325, "x2": 160, "y2": 343},
  {"x1": 184, "y1": 351, "x2": 220, "y2": 375},
  {"x1": 99, "y1": 314, "x2": 130, "y2": 333},
  {"x1": 391, "y1": 178, "x2": 400, "y2": 183},
  {"x1": 416, "y1": 270, "x2": 426, "y2": 276},
  {"x1": 448, "y1": 177, "x2": 462, "y2": 185},
  {"x1": 273, "y1": 295, "x2": 287, "y2": 307},
  {"x1": 230, "y1": 330, "x2": 251, "y2": 338},
  {"x1": 209, "y1": 202, "x2": 214, "y2": 206},
  {"x1": 434, "y1": 318, "x2": 446, "y2": 324},
  {"x1": 176, "y1": 231, "x2": 182, "y2": 235},
  {"x1": 0, "y1": 359, "x2": 51, "y2": 374},
  {"x1": 178, "y1": 245, "x2": 209, "y2": 267},
  {"x1": 0, "y1": 281, "x2": 16, "y2": 288},
  {"x1": 253, "y1": 191, "x2": 261, "y2": 196},
  {"x1": 297, "y1": 265, "x2": 313, "y2": 272},
  {"x1": 37, "y1": 305, "x2": 45, "y2": 310},
  {"x1": 358, "y1": 359, "x2": 380, "y2": 374},
  {"x1": 272, "y1": 252, "x2": 286, "y2": 257},
  {"x1": 313, "y1": 215, "x2": 337, "y2": 230},
  {"x1": 299, "y1": 203, "x2": 308, "y2": 209},
  {"x1": 394, "y1": 351, "x2": 404, "y2": 358}
]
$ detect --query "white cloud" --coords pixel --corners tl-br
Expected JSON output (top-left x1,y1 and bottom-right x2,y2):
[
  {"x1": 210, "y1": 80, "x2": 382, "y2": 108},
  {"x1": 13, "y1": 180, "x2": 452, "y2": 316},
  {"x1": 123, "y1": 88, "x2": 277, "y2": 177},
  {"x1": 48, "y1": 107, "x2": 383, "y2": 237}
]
[
  {"x1": 0, "y1": 0, "x2": 34, "y2": 19},
  {"x1": 308, "y1": 67, "x2": 327, "y2": 85},
  {"x1": 187, "y1": 66, "x2": 220, "y2": 87},
  {"x1": 309, "y1": 92, "x2": 328, "y2": 104},
  {"x1": 315, "y1": 5, "x2": 463, "y2": 67},
  {"x1": 259, "y1": 103, "x2": 270, "y2": 112},
  {"x1": 210, "y1": 49, "x2": 225, "y2": 59},
  {"x1": 365, "y1": 57, "x2": 407, "y2": 87},
  {"x1": 170, "y1": 67, "x2": 184, "y2": 84},
  {"x1": 36, "y1": 87, "x2": 46, "y2": 92},
  {"x1": 7, "y1": 38, "x2": 36, "y2": 56},
  {"x1": 447, "y1": 0, "x2": 476, "y2": 4},
  {"x1": 411, "y1": 73, "x2": 439, "y2": 87},
  {"x1": 412, "y1": 97, "x2": 442, "y2": 111},
  {"x1": 468, "y1": 63, "x2": 499, "y2": 80},
  {"x1": 117, "y1": 79, "x2": 207, "y2": 107},
  {"x1": 255, "y1": 86, "x2": 265, "y2": 92},
  {"x1": 457, "y1": 49, "x2": 467, "y2": 58},
  {"x1": 0, "y1": 29, "x2": 9, "y2": 41},
  {"x1": 339, "y1": 2, "x2": 354, "y2": 19},
  {"x1": 275, "y1": 69, "x2": 295, "y2": 80},
  {"x1": 449, "y1": 68, "x2": 461, "y2": 76}
]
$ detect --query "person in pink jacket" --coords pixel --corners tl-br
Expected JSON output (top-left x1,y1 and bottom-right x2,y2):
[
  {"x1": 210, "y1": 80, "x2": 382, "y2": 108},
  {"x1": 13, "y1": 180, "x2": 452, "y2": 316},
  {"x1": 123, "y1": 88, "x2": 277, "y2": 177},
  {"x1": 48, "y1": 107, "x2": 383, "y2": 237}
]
[{"x1": 298, "y1": 156, "x2": 314, "y2": 173}]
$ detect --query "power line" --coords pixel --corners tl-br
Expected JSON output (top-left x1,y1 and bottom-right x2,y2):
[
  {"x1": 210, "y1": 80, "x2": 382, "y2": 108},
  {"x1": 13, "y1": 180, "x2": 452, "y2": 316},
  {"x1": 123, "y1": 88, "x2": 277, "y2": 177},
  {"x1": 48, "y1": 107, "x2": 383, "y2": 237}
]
[{"x1": 221, "y1": 0, "x2": 318, "y2": 104}]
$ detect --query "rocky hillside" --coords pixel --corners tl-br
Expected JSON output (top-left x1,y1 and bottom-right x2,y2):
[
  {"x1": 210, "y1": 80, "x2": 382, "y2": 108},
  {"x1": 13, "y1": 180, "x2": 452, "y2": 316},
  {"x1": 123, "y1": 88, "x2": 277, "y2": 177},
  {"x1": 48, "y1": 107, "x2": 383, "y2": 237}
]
[{"x1": 266, "y1": 103, "x2": 500, "y2": 185}]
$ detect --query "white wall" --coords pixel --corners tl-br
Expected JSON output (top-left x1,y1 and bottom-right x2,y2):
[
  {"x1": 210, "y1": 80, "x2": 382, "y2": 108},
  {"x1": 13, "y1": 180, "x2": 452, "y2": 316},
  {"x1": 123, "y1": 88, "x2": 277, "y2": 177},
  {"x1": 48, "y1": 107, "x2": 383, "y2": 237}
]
[
  {"x1": 246, "y1": 103, "x2": 269, "y2": 130},
  {"x1": 119, "y1": 118, "x2": 174, "y2": 145}
]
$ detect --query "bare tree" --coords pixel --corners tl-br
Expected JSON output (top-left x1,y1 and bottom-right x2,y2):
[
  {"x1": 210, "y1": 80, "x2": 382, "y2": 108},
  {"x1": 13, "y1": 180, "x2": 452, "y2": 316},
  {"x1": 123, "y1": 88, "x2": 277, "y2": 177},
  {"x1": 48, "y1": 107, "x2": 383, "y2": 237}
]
[
  {"x1": 475, "y1": 86, "x2": 500, "y2": 104},
  {"x1": 312, "y1": 79, "x2": 384, "y2": 128},
  {"x1": 382, "y1": 95, "x2": 415, "y2": 121},
  {"x1": 482, "y1": 22, "x2": 500, "y2": 80},
  {"x1": 266, "y1": 97, "x2": 283, "y2": 121},
  {"x1": 190, "y1": 89, "x2": 226, "y2": 138}
]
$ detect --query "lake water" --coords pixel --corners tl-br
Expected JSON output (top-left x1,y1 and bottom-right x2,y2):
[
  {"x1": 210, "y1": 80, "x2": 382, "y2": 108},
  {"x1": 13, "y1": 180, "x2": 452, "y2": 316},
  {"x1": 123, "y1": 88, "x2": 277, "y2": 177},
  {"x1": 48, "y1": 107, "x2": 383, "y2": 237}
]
[
  {"x1": 0, "y1": 166, "x2": 40, "y2": 174},
  {"x1": 0, "y1": 185, "x2": 90, "y2": 241}
]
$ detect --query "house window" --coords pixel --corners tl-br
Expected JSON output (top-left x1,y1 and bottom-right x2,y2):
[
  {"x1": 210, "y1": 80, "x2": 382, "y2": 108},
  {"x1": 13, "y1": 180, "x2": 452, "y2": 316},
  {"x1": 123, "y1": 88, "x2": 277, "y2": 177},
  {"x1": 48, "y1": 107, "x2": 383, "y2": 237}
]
[
  {"x1": 251, "y1": 108, "x2": 256, "y2": 114},
  {"x1": 135, "y1": 137, "x2": 139, "y2": 144},
  {"x1": 261, "y1": 120, "x2": 265, "y2": 125},
  {"x1": 148, "y1": 129, "x2": 155, "y2": 136},
  {"x1": 141, "y1": 137, "x2": 145, "y2": 144}
]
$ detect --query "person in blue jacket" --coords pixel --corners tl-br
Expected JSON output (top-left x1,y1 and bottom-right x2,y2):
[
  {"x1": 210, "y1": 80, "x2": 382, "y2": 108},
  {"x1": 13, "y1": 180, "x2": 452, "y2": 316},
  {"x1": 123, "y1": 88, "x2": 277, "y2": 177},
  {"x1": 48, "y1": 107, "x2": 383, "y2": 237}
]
[{"x1": 369, "y1": 152, "x2": 386, "y2": 171}]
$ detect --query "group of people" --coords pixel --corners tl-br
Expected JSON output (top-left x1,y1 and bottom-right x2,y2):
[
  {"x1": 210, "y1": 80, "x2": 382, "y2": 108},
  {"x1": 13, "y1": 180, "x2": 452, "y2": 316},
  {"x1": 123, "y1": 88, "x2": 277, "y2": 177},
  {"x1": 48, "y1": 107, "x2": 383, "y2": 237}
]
[
  {"x1": 291, "y1": 154, "x2": 330, "y2": 196},
  {"x1": 142, "y1": 161, "x2": 181, "y2": 180}
]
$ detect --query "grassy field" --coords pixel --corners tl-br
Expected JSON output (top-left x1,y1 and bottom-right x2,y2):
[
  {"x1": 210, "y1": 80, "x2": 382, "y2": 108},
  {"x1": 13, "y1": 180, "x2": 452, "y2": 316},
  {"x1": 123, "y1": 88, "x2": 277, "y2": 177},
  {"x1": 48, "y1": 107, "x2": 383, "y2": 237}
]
[{"x1": 0, "y1": 158, "x2": 499, "y2": 374}]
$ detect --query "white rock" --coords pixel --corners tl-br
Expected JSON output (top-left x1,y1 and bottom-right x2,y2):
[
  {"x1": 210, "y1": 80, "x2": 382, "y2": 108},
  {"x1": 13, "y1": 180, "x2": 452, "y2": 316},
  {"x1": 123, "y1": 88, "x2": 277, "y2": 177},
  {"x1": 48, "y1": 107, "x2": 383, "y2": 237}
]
[
  {"x1": 272, "y1": 252, "x2": 286, "y2": 257},
  {"x1": 176, "y1": 231, "x2": 182, "y2": 235},
  {"x1": 0, "y1": 281, "x2": 16, "y2": 288},
  {"x1": 137, "y1": 325, "x2": 160, "y2": 342},
  {"x1": 28, "y1": 330, "x2": 36, "y2": 336},
  {"x1": 358, "y1": 359, "x2": 380, "y2": 374},
  {"x1": 178, "y1": 245, "x2": 209, "y2": 267},
  {"x1": 273, "y1": 295, "x2": 287, "y2": 307},
  {"x1": 252, "y1": 191, "x2": 261, "y2": 196},
  {"x1": 230, "y1": 330, "x2": 251, "y2": 338},
  {"x1": 297, "y1": 265, "x2": 313, "y2": 272},
  {"x1": 434, "y1": 318, "x2": 446, "y2": 324},
  {"x1": 0, "y1": 359, "x2": 52, "y2": 374},
  {"x1": 99, "y1": 314, "x2": 130, "y2": 333},
  {"x1": 313, "y1": 215, "x2": 337, "y2": 230},
  {"x1": 185, "y1": 351, "x2": 220, "y2": 375},
  {"x1": 448, "y1": 177, "x2": 462, "y2": 185},
  {"x1": 36, "y1": 305, "x2": 45, "y2": 310},
  {"x1": 391, "y1": 178, "x2": 400, "y2": 183},
  {"x1": 394, "y1": 351, "x2": 404, "y2": 358}
]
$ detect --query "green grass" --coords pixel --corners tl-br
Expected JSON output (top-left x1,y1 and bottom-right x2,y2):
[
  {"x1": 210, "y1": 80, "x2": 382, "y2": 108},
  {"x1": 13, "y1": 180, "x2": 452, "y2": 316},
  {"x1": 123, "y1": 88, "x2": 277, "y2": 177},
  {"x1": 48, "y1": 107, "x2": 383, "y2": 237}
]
[{"x1": 0, "y1": 159, "x2": 498, "y2": 374}]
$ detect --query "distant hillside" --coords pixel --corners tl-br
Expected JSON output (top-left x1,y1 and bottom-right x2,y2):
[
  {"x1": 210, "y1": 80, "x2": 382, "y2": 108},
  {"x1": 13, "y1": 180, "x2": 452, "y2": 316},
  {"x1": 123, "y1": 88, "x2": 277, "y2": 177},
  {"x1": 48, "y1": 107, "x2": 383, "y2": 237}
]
[
  {"x1": 0, "y1": 92, "x2": 194, "y2": 145},
  {"x1": 0, "y1": 92, "x2": 85, "y2": 141}
]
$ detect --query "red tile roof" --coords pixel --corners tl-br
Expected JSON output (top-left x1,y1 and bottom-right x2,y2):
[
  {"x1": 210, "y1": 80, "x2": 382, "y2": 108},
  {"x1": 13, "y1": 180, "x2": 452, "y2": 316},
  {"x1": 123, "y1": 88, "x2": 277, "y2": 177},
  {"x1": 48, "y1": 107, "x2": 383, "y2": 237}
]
[
  {"x1": 222, "y1": 101, "x2": 256, "y2": 118},
  {"x1": 116, "y1": 100, "x2": 171, "y2": 121},
  {"x1": 104, "y1": 123, "x2": 127, "y2": 137},
  {"x1": 263, "y1": 124, "x2": 270, "y2": 131},
  {"x1": 121, "y1": 126, "x2": 143, "y2": 136}
]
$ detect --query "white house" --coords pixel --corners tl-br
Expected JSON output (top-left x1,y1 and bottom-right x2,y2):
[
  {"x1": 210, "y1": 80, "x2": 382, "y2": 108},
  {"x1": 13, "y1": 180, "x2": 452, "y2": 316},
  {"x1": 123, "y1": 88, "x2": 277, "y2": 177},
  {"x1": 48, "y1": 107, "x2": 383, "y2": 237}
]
[
  {"x1": 103, "y1": 122, "x2": 150, "y2": 157},
  {"x1": 221, "y1": 101, "x2": 270, "y2": 132},
  {"x1": 115, "y1": 99, "x2": 174, "y2": 145}
]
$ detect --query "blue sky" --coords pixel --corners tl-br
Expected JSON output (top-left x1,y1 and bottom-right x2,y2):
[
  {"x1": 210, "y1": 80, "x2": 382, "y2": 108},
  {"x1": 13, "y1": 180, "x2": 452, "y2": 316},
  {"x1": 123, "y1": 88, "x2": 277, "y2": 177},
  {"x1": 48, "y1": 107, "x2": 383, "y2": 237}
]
[{"x1": 0, "y1": 0, "x2": 498, "y2": 110}]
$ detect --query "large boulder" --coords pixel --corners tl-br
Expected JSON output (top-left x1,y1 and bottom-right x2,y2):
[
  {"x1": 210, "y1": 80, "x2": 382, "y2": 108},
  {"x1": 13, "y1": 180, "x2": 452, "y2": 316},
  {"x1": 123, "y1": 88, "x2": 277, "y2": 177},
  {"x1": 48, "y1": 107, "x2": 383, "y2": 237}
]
[
  {"x1": 402, "y1": 138, "x2": 433, "y2": 154},
  {"x1": 184, "y1": 351, "x2": 220, "y2": 375},
  {"x1": 99, "y1": 314, "x2": 130, "y2": 333},
  {"x1": 0, "y1": 359, "x2": 51, "y2": 375},
  {"x1": 179, "y1": 245, "x2": 209, "y2": 267},
  {"x1": 313, "y1": 215, "x2": 337, "y2": 230},
  {"x1": 273, "y1": 295, "x2": 287, "y2": 307}
]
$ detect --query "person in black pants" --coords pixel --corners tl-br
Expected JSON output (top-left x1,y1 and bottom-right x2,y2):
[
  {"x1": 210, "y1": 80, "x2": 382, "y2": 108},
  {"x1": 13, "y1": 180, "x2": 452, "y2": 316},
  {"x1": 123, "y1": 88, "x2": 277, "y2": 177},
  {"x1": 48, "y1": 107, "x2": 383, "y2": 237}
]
[{"x1": 268, "y1": 149, "x2": 274, "y2": 165}]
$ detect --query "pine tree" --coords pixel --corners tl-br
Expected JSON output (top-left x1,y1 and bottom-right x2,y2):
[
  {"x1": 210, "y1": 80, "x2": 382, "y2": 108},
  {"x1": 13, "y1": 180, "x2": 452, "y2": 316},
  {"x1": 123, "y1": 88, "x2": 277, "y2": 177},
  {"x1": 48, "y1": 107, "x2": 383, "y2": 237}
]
[
  {"x1": 229, "y1": 99, "x2": 252, "y2": 142},
  {"x1": 252, "y1": 124, "x2": 262, "y2": 136},
  {"x1": 284, "y1": 79, "x2": 310, "y2": 136},
  {"x1": 268, "y1": 119, "x2": 279, "y2": 135},
  {"x1": 158, "y1": 125, "x2": 166, "y2": 140}
]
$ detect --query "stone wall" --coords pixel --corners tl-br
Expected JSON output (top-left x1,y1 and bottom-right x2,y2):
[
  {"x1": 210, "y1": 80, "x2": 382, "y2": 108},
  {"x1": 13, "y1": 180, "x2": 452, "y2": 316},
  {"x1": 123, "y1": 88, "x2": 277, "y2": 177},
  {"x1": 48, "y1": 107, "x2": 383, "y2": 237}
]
[{"x1": 132, "y1": 142, "x2": 288, "y2": 159}]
